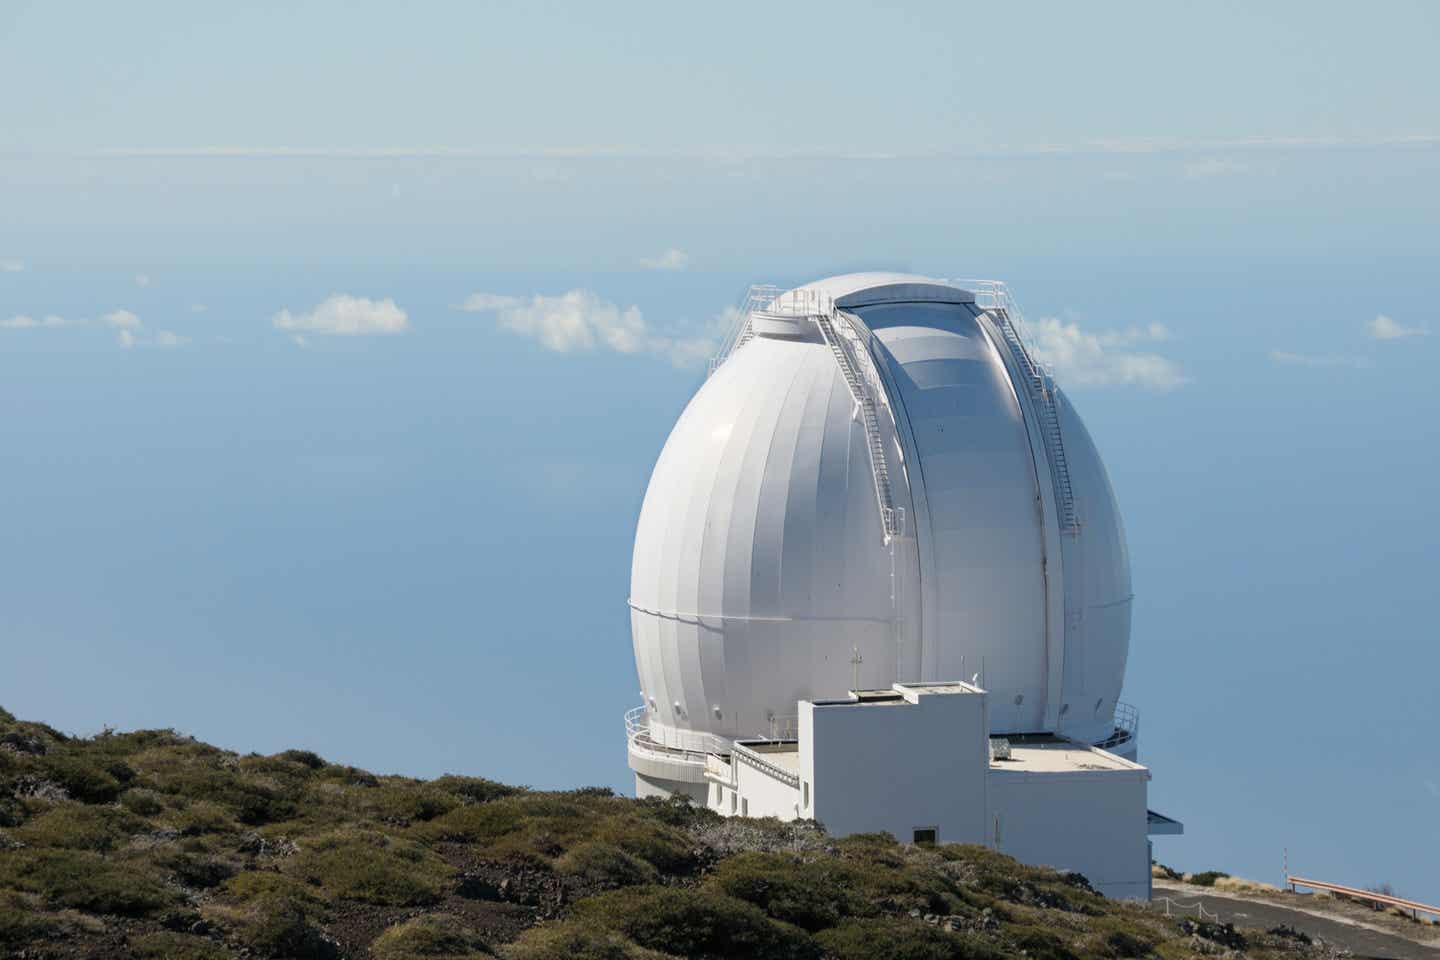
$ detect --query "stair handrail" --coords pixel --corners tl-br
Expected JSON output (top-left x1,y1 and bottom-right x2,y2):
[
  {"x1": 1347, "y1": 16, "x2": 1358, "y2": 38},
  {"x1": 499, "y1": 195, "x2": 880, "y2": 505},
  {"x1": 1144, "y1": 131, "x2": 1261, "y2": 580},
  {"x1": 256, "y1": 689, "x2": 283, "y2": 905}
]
[
  {"x1": 812, "y1": 307, "x2": 903, "y2": 542},
  {"x1": 956, "y1": 279, "x2": 1079, "y2": 534}
]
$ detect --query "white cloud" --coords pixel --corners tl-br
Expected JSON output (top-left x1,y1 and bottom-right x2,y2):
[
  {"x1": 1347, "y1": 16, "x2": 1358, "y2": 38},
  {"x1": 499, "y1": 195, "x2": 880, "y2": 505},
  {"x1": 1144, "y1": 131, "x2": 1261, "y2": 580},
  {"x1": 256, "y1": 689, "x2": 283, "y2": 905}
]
[
  {"x1": 1365, "y1": 314, "x2": 1427, "y2": 341},
  {"x1": 0, "y1": 260, "x2": 24, "y2": 273},
  {"x1": 134, "y1": 274, "x2": 151, "y2": 287},
  {"x1": 190, "y1": 303, "x2": 208, "y2": 313},
  {"x1": 1029, "y1": 317, "x2": 1187, "y2": 391},
  {"x1": 462, "y1": 289, "x2": 722, "y2": 366},
  {"x1": 1097, "y1": 323, "x2": 1172, "y2": 347},
  {"x1": 272, "y1": 294, "x2": 408, "y2": 336},
  {"x1": 1269, "y1": 350, "x2": 1372, "y2": 369},
  {"x1": 1183, "y1": 158, "x2": 1247, "y2": 178},
  {"x1": 640, "y1": 248, "x2": 690, "y2": 271},
  {"x1": 459, "y1": 293, "x2": 522, "y2": 312},
  {"x1": 117, "y1": 328, "x2": 188, "y2": 349},
  {"x1": 3, "y1": 314, "x2": 80, "y2": 329},
  {"x1": 103, "y1": 309, "x2": 141, "y2": 329}
]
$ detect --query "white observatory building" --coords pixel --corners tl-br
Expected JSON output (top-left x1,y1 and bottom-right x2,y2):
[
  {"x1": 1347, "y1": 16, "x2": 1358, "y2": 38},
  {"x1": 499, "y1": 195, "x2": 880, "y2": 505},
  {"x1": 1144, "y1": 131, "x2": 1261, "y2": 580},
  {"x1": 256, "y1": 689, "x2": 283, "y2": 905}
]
[{"x1": 624, "y1": 273, "x2": 1180, "y2": 898}]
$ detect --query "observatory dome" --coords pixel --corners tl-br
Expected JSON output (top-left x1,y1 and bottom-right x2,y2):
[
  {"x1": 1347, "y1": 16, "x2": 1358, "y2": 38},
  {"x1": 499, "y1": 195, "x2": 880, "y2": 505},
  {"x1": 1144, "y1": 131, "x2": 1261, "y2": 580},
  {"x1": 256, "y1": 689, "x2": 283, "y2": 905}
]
[{"x1": 627, "y1": 273, "x2": 1133, "y2": 798}]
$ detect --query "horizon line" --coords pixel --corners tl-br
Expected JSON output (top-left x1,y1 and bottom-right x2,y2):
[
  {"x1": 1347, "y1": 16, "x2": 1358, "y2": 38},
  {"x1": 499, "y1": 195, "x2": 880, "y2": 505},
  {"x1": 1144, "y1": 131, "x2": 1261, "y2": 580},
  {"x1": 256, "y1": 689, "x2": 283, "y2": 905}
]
[{"x1": 88, "y1": 133, "x2": 1440, "y2": 161}]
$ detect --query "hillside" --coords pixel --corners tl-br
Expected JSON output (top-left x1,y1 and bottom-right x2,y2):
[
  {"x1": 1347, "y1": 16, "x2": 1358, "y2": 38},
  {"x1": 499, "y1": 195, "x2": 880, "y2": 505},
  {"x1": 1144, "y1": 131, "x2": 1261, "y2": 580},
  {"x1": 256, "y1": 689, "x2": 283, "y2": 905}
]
[{"x1": 0, "y1": 707, "x2": 1342, "y2": 960}]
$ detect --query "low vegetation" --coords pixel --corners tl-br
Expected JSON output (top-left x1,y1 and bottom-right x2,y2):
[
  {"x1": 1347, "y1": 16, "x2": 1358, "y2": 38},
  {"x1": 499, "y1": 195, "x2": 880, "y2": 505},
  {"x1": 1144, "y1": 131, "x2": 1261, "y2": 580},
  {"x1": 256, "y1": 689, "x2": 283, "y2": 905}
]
[{"x1": 0, "y1": 705, "x2": 1356, "y2": 958}]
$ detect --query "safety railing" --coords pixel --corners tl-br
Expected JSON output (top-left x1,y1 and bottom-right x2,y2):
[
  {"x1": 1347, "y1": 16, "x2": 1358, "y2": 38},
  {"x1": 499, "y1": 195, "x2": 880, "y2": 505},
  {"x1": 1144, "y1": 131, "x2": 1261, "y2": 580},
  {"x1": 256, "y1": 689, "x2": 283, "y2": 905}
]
[
  {"x1": 1287, "y1": 876, "x2": 1440, "y2": 919},
  {"x1": 956, "y1": 279, "x2": 1079, "y2": 534},
  {"x1": 732, "y1": 742, "x2": 801, "y2": 789},
  {"x1": 1093, "y1": 701, "x2": 1139, "y2": 751},
  {"x1": 625, "y1": 706, "x2": 805, "y2": 765},
  {"x1": 625, "y1": 706, "x2": 727, "y2": 765},
  {"x1": 1151, "y1": 896, "x2": 1222, "y2": 922},
  {"x1": 811, "y1": 309, "x2": 903, "y2": 542},
  {"x1": 709, "y1": 284, "x2": 815, "y2": 374}
]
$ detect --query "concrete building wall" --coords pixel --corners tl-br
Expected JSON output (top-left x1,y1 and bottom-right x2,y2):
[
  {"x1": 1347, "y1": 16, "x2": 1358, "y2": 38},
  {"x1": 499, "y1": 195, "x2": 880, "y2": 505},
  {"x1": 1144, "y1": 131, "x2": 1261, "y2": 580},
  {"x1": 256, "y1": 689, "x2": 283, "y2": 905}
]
[
  {"x1": 801, "y1": 685, "x2": 989, "y2": 844},
  {"x1": 734, "y1": 755, "x2": 801, "y2": 820},
  {"x1": 987, "y1": 767, "x2": 1150, "y2": 899}
]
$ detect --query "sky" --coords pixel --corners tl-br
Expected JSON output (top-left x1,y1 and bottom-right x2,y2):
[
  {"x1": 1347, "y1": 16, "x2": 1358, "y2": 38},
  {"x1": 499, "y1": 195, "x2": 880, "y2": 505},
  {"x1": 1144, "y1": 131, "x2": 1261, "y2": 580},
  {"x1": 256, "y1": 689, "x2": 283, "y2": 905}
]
[{"x1": 2, "y1": 0, "x2": 1438, "y2": 904}]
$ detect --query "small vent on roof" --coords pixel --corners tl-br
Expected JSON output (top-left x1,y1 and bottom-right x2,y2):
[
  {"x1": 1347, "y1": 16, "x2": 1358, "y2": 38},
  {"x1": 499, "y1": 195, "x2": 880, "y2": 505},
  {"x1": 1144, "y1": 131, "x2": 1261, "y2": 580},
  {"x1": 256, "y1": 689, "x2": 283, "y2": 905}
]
[{"x1": 989, "y1": 738, "x2": 1012, "y2": 761}]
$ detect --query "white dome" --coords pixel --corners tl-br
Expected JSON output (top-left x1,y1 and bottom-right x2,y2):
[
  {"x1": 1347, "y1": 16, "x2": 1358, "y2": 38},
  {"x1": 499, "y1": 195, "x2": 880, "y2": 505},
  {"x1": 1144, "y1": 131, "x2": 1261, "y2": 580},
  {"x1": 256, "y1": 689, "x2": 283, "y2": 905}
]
[{"x1": 628, "y1": 273, "x2": 1132, "y2": 785}]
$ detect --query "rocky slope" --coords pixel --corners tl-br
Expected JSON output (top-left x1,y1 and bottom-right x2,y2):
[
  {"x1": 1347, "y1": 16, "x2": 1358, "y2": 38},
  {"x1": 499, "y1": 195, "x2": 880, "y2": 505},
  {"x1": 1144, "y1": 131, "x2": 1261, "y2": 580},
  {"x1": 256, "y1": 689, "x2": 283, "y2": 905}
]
[{"x1": 0, "y1": 706, "x2": 1347, "y2": 960}]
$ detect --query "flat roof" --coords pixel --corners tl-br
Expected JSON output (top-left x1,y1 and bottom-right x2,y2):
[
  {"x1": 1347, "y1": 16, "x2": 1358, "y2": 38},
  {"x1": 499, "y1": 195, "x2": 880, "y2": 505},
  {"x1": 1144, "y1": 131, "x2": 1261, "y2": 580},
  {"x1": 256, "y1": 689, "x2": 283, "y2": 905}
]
[
  {"x1": 991, "y1": 740, "x2": 1146, "y2": 774},
  {"x1": 812, "y1": 681, "x2": 985, "y2": 708}
]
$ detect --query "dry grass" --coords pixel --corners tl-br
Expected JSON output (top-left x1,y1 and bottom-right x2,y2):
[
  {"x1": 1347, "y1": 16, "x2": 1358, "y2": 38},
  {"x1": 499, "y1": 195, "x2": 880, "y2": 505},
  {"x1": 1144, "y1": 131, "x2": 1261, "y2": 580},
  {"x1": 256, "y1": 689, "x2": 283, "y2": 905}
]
[{"x1": 1211, "y1": 876, "x2": 1283, "y2": 895}]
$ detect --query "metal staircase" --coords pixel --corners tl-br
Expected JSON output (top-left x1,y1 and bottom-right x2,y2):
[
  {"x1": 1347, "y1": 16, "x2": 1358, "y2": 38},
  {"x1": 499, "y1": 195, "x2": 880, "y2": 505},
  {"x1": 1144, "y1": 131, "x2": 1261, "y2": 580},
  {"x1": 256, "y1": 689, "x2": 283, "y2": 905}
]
[
  {"x1": 811, "y1": 309, "x2": 903, "y2": 542},
  {"x1": 711, "y1": 286, "x2": 902, "y2": 544},
  {"x1": 966, "y1": 281, "x2": 1080, "y2": 535}
]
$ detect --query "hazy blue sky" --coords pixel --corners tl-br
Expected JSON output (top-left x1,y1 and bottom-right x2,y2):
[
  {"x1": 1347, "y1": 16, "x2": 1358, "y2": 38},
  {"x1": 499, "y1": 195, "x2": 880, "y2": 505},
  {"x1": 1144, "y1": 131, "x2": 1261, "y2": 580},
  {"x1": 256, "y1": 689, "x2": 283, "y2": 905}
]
[{"x1": 2, "y1": 1, "x2": 1438, "y2": 904}]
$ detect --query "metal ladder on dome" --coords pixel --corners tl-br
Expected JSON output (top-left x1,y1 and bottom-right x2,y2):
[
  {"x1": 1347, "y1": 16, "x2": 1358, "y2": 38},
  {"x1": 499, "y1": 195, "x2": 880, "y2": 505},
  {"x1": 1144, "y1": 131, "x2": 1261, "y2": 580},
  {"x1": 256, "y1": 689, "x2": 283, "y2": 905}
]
[
  {"x1": 811, "y1": 308, "x2": 903, "y2": 543},
  {"x1": 978, "y1": 287, "x2": 1080, "y2": 535}
]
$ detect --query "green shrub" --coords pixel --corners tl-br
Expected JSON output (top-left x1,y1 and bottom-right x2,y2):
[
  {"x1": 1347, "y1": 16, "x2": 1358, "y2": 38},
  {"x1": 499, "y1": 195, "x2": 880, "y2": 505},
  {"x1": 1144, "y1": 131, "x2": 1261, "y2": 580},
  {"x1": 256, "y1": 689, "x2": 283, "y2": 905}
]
[
  {"x1": 0, "y1": 848, "x2": 177, "y2": 916},
  {"x1": 414, "y1": 794, "x2": 693, "y2": 874},
  {"x1": 815, "y1": 919, "x2": 1001, "y2": 960},
  {"x1": 555, "y1": 841, "x2": 658, "y2": 887},
  {"x1": 827, "y1": 858, "x2": 966, "y2": 918},
  {"x1": 1005, "y1": 924, "x2": 1078, "y2": 960},
  {"x1": 131, "y1": 750, "x2": 296, "y2": 825},
  {"x1": 360, "y1": 784, "x2": 461, "y2": 824},
  {"x1": 595, "y1": 818, "x2": 695, "y2": 874},
  {"x1": 705, "y1": 852, "x2": 865, "y2": 931},
  {"x1": 120, "y1": 788, "x2": 166, "y2": 816},
  {"x1": 165, "y1": 800, "x2": 240, "y2": 835},
  {"x1": 315, "y1": 764, "x2": 381, "y2": 788},
  {"x1": 285, "y1": 830, "x2": 454, "y2": 905},
  {"x1": 130, "y1": 930, "x2": 234, "y2": 959},
  {"x1": 572, "y1": 885, "x2": 820, "y2": 960},
  {"x1": 14, "y1": 803, "x2": 144, "y2": 851},
  {"x1": 371, "y1": 913, "x2": 493, "y2": 959},
  {"x1": 1187, "y1": 871, "x2": 1230, "y2": 887},
  {"x1": 223, "y1": 870, "x2": 330, "y2": 910},
  {"x1": 414, "y1": 794, "x2": 597, "y2": 858},
  {"x1": 0, "y1": 892, "x2": 59, "y2": 945},
  {"x1": 235, "y1": 893, "x2": 336, "y2": 959},
  {"x1": 155, "y1": 850, "x2": 238, "y2": 889},
  {"x1": 835, "y1": 832, "x2": 904, "y2": 865},
  {"x1": 277, "y1": 749, "x2": 327, "y2": 770},
  {"x1": 501, "y1": 921, "x2": 674, "y2": 960},
  {"x1": 1099, "y1": 928, "x2": 1155, "y2": 959},
  {"x1": 431, "y1": 774, "x2": 524, "y2": 805},
  {"x1": 38, "y1": 755, "x2": 123, "y2": 803}
]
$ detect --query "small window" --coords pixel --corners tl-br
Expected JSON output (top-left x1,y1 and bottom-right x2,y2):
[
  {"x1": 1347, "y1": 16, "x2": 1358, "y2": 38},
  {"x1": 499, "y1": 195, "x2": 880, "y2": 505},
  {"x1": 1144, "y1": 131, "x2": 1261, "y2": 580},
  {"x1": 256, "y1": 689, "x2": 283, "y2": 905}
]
[
  {"x1": 913, "y1": 827, "x2": 937, "y2": 846},
  {"x1": 729, "y1": 791, "x2": 737, "y2": 814},
  {"x1": 802, "y1": 780, "x2": 810, "y2": 809},
  {"x1": 741, "y1": 798, "x2": 749, "y2": 817}
]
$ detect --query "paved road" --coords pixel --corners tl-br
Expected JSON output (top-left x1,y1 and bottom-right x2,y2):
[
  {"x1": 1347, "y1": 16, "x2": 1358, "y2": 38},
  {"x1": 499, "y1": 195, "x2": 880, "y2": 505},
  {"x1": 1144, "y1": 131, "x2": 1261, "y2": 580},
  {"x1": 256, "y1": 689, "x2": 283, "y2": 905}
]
[{"x1": 1151, "y1": 885, "x2": 1439, "y2": 960}]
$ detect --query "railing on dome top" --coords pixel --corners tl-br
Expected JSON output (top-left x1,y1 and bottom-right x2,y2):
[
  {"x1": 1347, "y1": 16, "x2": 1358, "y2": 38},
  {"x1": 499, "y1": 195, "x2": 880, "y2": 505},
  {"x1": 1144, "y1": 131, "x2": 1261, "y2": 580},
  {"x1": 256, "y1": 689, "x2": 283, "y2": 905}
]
[
  {"x1": 624, "y1": 706, "x2": 801, "y2": 767},
  {"x1": 1093, "y1": 701, "x2": 1139, "y2": 751},
  {"x1": 955, "y1": 279, "x2": 1080, "y2": 536},
  {"x1": 708, "y1": 285, "x2": 903, "y2": 543},
  {"x1": 708, "y1": 284, "x2": 784, "y2": 375}
]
